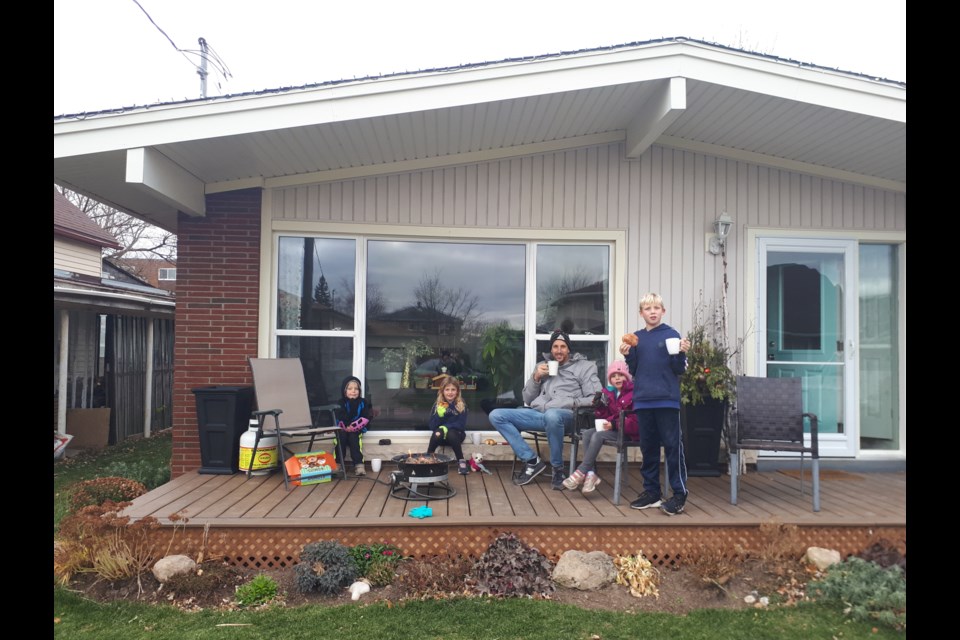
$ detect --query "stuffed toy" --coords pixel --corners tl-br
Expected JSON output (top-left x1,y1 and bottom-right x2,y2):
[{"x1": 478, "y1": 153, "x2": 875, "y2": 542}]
[{"x1": 469, "y1": 451, "x2": 492, "y2": 474}]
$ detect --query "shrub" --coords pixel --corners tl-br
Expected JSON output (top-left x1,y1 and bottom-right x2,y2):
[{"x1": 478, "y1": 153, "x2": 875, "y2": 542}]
[
  {"x1": 235, "y1": 573, "x2": 279, "y2": 607},
  {"x1": 69, "y1": 477, "x2": 148, "y2": 512},
  {"x1": 103, "y1": 460, "x2": 170, "y2": 490},
  {"x1": 857, "y1": 538, "x2": 906, "y2": 577},
  {"x1": 349, "y1": 542, "x2": 404, "y2": 576},
  {"x1": 54, "y1": 503, "x2": 159, "y2": 585},
  {"x1": 687, "y1": 545, "x2": 742, "y2": 593},
  {"x1": 615, "y1": 551, "x2": 661, "y2": 598},
  {"x1": 753, "y1": 519, "x2": 803, "y2": 575},
  {"x1": 467, "y1": 532, "x2": 554, "y2": 597},
  {"x1": 808, "y1": 556, "x2": 906, "y2": 630},
  {"x1": 395, "y1": 553, "x2": 474, "y2": 599},
  {"x1": 294, "y1": 540, "x2": 358, "y2": 594}
]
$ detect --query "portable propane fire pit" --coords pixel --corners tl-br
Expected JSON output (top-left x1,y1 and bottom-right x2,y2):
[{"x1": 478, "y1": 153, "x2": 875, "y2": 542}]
[{"x1": 389, "y1": 452, "x2": 457, "y2": 500}]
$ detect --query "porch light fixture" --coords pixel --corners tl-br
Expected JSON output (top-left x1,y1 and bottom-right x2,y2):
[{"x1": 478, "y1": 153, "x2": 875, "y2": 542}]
[{"x1": 708, "y1": 211, "x2": 734, "y2": 255}]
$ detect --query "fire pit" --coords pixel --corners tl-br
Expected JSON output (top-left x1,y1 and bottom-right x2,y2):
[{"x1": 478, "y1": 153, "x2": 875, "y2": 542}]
[{"x1": 388, "y1": 452, "x2": 457, "y2": 500}]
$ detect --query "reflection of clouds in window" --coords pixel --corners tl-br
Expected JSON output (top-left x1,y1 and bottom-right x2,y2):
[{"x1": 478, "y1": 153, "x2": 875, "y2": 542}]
[
  {"x1": 859, "y1": 245, "x2": 894, "y2": 297},
  {"x1": 367, "y1": 241, "x2": 525, "y2": 325}
]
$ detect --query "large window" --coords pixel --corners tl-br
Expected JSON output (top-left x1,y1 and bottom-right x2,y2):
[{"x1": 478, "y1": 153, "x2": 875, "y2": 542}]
[{"x1": 274, "y1": 236, "x2": 611, "y2": 431}]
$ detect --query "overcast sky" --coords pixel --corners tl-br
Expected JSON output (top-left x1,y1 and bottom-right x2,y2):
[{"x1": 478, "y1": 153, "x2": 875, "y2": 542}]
[{"x1": 53, "y1": 0, "x2": 905, "y2": 116}]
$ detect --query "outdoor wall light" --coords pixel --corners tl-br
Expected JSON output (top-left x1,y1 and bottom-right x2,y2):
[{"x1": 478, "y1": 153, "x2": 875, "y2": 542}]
[{"x1": 708, "y1": 211, "x2": 734, "y2": 255}]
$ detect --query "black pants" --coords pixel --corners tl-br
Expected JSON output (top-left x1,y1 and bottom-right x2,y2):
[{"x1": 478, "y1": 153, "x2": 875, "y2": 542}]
[
  {"x1": 427, "y1": 428, "x2": 466, "y2": 461},
  {"x1": 336, "y1": 431, "x2": 364, "y2": 468}
]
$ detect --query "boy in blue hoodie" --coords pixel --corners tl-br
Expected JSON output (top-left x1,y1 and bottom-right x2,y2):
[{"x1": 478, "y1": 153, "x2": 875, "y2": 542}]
[
  {"x1": 334, "y1": 376, "x2": 374, "y2": 476},
  {"x1": 621, "y1": 293, "x2": 691, "y2": 515}
]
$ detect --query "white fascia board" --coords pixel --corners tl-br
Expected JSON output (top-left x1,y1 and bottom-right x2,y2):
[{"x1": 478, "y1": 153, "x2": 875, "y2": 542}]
[
  {"x1": 125, "y1": 147, "x2": 206, "y2": 217},
  {"x1": 53, "y1": 42, "x2": 904, "y2": 158}
]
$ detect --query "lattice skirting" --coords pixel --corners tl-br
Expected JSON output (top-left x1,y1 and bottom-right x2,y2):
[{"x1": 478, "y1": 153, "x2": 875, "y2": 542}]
[{"x1": 147, "y1": 524, "x2": 906, "y2": 569}]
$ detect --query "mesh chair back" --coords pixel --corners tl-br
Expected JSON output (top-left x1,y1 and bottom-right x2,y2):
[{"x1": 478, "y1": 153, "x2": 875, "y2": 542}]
[
  {"x1": 250, "y1": 358, "x2": 314, "y2": 430},
  {"x1": 735, "y1": 376, "x2": 804, "y2": 443}
]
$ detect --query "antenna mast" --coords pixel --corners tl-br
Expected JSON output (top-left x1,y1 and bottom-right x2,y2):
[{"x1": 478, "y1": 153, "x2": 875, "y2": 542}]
[{"x1": 198, "y1": 37, "x2": 209, "y2": 98}]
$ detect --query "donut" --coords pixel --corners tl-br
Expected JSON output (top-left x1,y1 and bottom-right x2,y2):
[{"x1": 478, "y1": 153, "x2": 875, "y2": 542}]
[{"x1": 621, "y1": 333, "x2": 638, "y2": 347}]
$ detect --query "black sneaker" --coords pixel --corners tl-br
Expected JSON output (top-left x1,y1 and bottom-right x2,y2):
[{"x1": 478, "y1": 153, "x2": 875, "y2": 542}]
[
  {"x1": 660, "y1": 493, "x2": 687, "y2": 516},
  {"x1": 513, "y1": 457, "x2": 547, "y2": 486},
  {"x1": 551, "y1": 468, "x2": 567, "y2": 490},
  {"x1": 629, "y1": 491, "x2": 662, "y2": 510}
]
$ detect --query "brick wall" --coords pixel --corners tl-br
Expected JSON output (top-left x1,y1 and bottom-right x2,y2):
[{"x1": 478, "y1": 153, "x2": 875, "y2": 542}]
[{"x1": 171, "y1": 189, "x2": 261, "y2": 477}]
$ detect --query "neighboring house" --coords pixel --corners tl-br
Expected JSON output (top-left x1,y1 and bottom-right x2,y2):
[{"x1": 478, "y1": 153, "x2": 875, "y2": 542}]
[
  {"x1": 53, "y1": 188, "x2": 176, "y2": 446},
  {"x1": 110, "y1": 257, "x2": 177, "y2": 294},
  {"x1": 53, "y1": 38, "x2": 905, "y2": 476}
]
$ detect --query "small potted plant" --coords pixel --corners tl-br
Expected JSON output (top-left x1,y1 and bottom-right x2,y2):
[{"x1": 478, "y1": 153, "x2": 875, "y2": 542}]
[
  {"x1": 381, "y1": 348, "x2": 406, "y2": 389},
  {"x1": 680, "y1": 302, "x2": 737, "y2": 477}
]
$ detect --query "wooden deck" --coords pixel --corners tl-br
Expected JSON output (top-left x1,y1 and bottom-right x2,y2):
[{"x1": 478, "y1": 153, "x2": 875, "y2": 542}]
[{"x1": 124, "y1": 462, "x2": 906, "y2": 568}]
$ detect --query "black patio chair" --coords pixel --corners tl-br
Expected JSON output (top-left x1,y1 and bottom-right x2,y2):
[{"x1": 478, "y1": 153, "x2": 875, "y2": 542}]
[
  {"x1": 729, "y1": 375, "x2": 820, "y2": 512},
  {"x1": 595, "y1": 409, "x2": 643, "y2": 506}
]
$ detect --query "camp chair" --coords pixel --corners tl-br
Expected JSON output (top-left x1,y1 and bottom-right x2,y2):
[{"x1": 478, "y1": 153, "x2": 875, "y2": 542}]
[
  {"x1": 248, "y1": 357, "x2": 346, "y2": 490},
  {"x1": 729, "y1": 375, "x2": 820, "y2": 512}
]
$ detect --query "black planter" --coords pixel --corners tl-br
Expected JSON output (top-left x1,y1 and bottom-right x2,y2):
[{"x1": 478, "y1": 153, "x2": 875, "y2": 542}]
[
  {"x1": 681, "y1": 399, "x2": 727, "y2": 477},
  {"x1": 193, "y1": 386, "x2": 254, "y2": 475}
]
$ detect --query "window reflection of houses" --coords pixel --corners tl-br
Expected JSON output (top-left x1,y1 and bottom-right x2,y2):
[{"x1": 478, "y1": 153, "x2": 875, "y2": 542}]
[
  {"x1": 541, "y1": 281, "x2": 607, "y2": 335},
  {"x1": 367, "y1": 303, "x2": 464, "y2": 356}
]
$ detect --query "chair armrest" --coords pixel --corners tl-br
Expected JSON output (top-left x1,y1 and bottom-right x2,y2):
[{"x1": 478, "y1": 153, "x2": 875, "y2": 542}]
[
  {"x1": 803, "y1": 412, "x2": 819, "y2": 457},
  {"x1": 616, "y1": 410, "x2": 626, "y2": 447},
  {"x1": 310, "y1": 404, "x2": 339, "y2": 427}
]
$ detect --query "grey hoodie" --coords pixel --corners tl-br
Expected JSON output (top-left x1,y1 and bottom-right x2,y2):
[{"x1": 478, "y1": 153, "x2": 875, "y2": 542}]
[{"x1": 522, "y1": 351, "x2": 603, "y2": 411}]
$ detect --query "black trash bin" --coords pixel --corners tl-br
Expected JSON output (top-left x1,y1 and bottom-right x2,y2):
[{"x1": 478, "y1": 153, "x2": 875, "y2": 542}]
[{"x1": 193, "y1": 386, "x2": 254, "y2": 475}]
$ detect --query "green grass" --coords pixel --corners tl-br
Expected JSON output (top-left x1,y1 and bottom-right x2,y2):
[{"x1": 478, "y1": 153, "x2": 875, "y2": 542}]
[
  {"x1": 53, "y1": 431, "x2": 904, "y2": 637},
  {"x1": 53, "y1": 588, "x2": 902, "y2": 639}
]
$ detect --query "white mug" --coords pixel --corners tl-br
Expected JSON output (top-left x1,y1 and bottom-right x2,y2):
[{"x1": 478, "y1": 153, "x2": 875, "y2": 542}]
[
  {"x1": 471, "y1": 432, "x2": 482, "y2": 445},
  {"x1": 665, "y1": 337, "x2": 681, "y2": 354},
  {"x1": 547, "y1": 360, "x2": 559, "y2": 376},
  {"x1": 595, "y1": 418, "x2": 607, "y2": 431},
  {"x1": 370, "y1": 458, "x2": 382, "y2": 473}
]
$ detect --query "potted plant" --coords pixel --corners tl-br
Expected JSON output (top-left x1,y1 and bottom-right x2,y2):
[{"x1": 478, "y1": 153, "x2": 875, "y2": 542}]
[
  {"x1": 481, "y1": 322, "x2": 524, "y2": 401},
  {"x1": 381, "y1": 348, "x2": 406, "y2": 389},
  {"x1": 680, "y1": 303, "x2": 737, "y2": 477},
  {"x1": 382, "y1": 339, "x2": 433, "y2": 389}
]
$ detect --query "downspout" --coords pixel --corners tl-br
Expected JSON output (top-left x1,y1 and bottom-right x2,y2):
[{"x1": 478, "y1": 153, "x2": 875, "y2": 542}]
[
  {"x1": 58, "y1": 309, "x2": 69, "y2": 433},
  {"x1": 143, "y1": 319, "x2": 154, "y2": 438}
]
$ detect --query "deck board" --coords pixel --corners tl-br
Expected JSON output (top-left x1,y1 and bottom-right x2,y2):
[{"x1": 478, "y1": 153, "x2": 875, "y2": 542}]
[{"x1": 124, "y1": 461, "x2": 905, "y2": 563}]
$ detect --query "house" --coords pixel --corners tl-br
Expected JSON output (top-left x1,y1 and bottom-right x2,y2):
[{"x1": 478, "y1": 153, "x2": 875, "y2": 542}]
[
  {"x1": 110, "y1": 257, "x2": 177, "y2": 294},
  {"x1": 53, "y1": 188, "x2": 176, "y2": 447},
  {"x1": 53, "y1": 38, "x2": 905, "y2": 477}
]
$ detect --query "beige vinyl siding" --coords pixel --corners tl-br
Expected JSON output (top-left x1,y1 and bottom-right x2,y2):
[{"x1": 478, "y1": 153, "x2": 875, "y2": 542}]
[
  {"x1": 270, "y1": 141, "x2": 906, "y2": 348},
  {"x1": 54, "y1": 237, "x2": 103, "y2": 277}
]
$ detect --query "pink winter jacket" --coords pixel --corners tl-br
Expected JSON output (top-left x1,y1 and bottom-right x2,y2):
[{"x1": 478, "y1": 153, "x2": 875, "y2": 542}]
[{"x1": 593, "y1": 379, "x2": 639, "y2": 440}]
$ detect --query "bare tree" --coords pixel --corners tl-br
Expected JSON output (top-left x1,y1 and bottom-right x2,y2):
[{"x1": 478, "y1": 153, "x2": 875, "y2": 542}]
[
  {"x1": 414, "y1": 270, "x2": 481, "y2": 348},
  {"x1": 56, "y1": 186, "x2": 177, "y2": 261}
]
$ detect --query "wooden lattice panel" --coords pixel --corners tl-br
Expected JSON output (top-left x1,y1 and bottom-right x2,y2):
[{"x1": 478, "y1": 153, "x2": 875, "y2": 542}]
[{"x1": 147, "y1": 524, "x2": 906, "y2": 569}]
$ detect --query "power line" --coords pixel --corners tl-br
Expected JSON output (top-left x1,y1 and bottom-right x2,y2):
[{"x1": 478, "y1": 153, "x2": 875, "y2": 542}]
[{"x1": 130, "y1": 0, "x2": 232, "y2": 96}]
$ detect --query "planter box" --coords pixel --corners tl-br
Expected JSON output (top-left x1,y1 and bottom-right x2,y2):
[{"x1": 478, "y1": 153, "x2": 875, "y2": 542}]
[
  {"x1": 681, "y1": 400, "x2": 727, "y2": 477},
  {"x1": 66, "y1": 408, "x2": 111, "y2": 450}
]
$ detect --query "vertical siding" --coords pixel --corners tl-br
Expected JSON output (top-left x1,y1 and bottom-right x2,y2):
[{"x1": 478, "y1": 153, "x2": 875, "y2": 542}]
[{"x1": 272, "y1": 142, "x2": 905, "y2": 355}]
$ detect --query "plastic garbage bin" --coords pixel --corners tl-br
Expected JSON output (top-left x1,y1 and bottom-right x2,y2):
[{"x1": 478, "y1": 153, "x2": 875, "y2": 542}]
[{"x1": 193, "y1": 386, "x2": 254, "y2": 474}]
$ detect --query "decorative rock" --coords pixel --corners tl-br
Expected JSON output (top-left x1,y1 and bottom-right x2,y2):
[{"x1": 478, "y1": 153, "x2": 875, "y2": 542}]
[
  {"x1": 552, "y1": 550, "x2": 617, "y2": 591},
  {"x1": 743, "y1": 594, "x2": 757, "y2": 604},
  {"x1": 803, "y1": 546, "x2": 842, "y2": 571},
  {"x1": 152, "y1": 555, "x2": 197, "y2": 583},
  {"x1": 759, "y1": 596, "x2": 770, "y2": 606}
]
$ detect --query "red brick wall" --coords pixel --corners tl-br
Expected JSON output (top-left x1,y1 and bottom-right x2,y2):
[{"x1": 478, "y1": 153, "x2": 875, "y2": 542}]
[{"x1": 171, "y1": 189, "x2": 262, "y2": 477}]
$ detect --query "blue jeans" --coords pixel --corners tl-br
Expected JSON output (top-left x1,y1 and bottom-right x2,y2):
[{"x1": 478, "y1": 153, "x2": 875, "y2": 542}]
[{"x1": 488, "y1": 407, "x2": 573, "y2": 469}]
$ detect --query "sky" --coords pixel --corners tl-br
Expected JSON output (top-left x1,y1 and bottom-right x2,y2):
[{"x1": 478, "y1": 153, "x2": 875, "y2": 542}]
[{"x1": 53, "y1": 0, "x2": 906, "y2": 117}]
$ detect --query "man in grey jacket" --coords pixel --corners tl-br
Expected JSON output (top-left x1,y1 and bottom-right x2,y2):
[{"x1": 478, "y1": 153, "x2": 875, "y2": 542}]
[{"x1": 489, "y1": 330, "x2": 603, "y2": 489}]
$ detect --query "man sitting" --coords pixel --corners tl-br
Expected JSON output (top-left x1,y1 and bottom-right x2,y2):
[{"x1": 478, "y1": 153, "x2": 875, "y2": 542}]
[{"x1": 488, "y1": 330, "x2": 602, "y2": 490}]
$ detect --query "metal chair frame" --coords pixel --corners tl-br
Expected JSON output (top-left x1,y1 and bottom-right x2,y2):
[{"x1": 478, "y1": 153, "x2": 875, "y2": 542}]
[
  {"x1": 248, "y1": 358, "x2": 347, "y2": 490},
  {"x1": 729, "y1": 375, "x2": 821, "y2": 512}
]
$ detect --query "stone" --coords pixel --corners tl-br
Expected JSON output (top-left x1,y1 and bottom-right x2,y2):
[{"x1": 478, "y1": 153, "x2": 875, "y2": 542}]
[
  {"x1": 803, "y1": 546, "x2": 842, "y2": 571},
  {"x1": 152, "y1": 555, "x2": 197, "y2": 583},
  {"x1": 552, "y1": 550, "x2": 616, "y2": 591}
]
